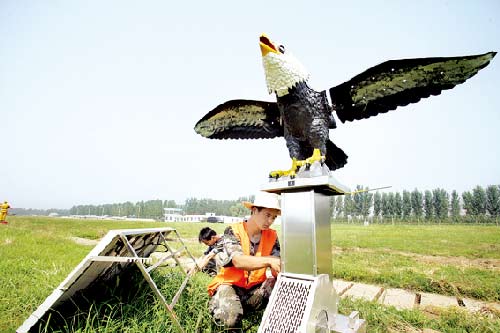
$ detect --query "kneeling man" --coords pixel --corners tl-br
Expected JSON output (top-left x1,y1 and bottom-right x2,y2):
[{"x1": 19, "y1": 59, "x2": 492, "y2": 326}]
[{"x1": 207, "y1": 191, "x2": 281, "y2": 329}]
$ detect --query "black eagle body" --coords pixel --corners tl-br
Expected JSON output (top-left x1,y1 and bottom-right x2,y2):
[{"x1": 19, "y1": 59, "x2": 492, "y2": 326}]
[
  {"x1": 194, "y1": 34, "x2": 496, "y2": 173},
  {"x1": 277, "y1": 81, "x2": 348, "y2": 170}
]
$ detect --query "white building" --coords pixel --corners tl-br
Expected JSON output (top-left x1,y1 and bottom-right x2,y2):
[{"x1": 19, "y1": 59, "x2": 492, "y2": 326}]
[
  {"x1": 164, "y1": 208, "x2": 185, "y2": 222},
  {"x1": 163, "y1": 208, "x2": 242, "y2": 223}
]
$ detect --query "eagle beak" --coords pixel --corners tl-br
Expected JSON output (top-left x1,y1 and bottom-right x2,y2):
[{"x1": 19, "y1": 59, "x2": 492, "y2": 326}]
[{"x1": 259, "y1": 34, "x2": 278, "y2": 56}]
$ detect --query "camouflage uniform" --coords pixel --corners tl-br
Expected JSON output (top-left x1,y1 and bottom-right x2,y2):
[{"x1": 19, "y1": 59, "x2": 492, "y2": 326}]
[
  {"x1": 209, "y1": 226, "x2": 280, "y2": 328},
  {"x1": 202, "y1": 236, "x2": 224, "y2": 277}
]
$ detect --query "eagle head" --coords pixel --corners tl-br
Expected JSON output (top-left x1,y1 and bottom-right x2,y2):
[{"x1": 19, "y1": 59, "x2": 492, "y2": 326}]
[{"x1": 259, "y1": 34, "x2": 310, "y2": 97}]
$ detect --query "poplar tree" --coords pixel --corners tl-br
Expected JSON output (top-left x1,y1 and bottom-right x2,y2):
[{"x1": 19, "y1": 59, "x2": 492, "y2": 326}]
[
  {"x1": 353, "y1": 185, "x2": 364, "y2": 216},
  {"x1": 424, "y1": 190, "x2": 433, "y2": 220},
  {"x1": 402, "y1": 190, "x2": 412, "y2": 220},
  {"x1": 450, "y1": 190, "x2": 460, "y2": 220},
  {"x1": 344, "y1": 194, "x2": 354, "y2": 220},
  {"x1": 382, "y1": 193, "x2": 395, "y2": 219},
  {"x1": 373, "y1": 192, "x2": 382, "y2": 220},
  {"x1": 363, "y1": 190, "x2": 373, "y2": 218},
  {"x1": 472, "y1": 185, "x2": 487, "y2": 216},
  {"x1": 353, "y1": 186, "x2": 373, "y2": 219},
  {"x1": 381, "y1": 192, "x2": 388, "y2": 220},
  {"x1": 394, "y1": 192, "x2": 403, "y2": 219},
  {"x1": 486, "y1": 185, "x2": 500, "y2": 217},
  {"x1": 411, "y1": 189, "x2": 423, "y2": 221},
  {"x1": 462, "y1": 191, "x2": 474, "y2": 216},
  {"x1": 336, "y1": 196, "x2": 344, "y2": 219},
  {"x1": 331, "y1": 195, "x2": 344, "y2": 219},
  {"x1": 432, "y1": 188, "x2": 449, "y2": 220}
]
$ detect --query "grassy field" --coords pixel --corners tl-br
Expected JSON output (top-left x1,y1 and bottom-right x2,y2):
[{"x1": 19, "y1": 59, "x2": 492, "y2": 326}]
[
  {"x1": 1, "y1": 216, "x2": 499, "y2": 332},
  {"x1": 331, "y1": 224, "x2": 500, "y2": 302}
]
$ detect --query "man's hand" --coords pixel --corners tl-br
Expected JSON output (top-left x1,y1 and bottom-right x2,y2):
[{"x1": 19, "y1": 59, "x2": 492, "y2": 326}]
[
  {"x1": 199, "y1": 252, "x2": 216, "y2": 268},
  {"x1": 267, "y1": 256, "x2": 281, "y2": 274},
  {"x1": 189, "y1": 252, "x2": 216, "y2": 274},
  {"x1": 232, "y1": 254, "x2": 281, "y2": 272}
]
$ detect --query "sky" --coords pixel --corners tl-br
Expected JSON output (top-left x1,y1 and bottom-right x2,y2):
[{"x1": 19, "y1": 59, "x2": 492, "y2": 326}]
[{"x1": 1, "y1": 1, "x2": 499, "y2": 209}]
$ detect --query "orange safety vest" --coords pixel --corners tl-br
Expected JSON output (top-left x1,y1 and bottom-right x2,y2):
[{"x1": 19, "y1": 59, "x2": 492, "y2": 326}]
[{"x1": 207, "y1": 222, "x2": 277, "y2": 296}]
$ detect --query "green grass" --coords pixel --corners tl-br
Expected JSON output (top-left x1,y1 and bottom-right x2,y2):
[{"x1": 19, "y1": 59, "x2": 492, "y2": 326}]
[
  {"x1": 332, "y1": 250, "x2": 500, "y2": 301},
  {"x1": 1, "y1": 216, "x2": 499, "y2": 332},
  {"x1": 340, "y1": 297, "x2": 500, "y2": 333},
  {"x1": 330, "y1": 224, "x2": 500, "y2": 302},
  {"x1": 37, "y1": 269, "x2": 217, "y2": 333},
  {"x1": 331, "y1": 224, "x2": 500, "y2": 258}
]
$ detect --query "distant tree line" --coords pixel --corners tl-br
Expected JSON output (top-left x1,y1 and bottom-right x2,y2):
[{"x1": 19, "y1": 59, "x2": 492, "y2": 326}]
[
  {"x1": 68, "y1": 199, "x2": 173, "y2": 219},
  {"x1": 331, "y1": 184, "x2": 500, "y2": 224},
  {"x1": 183, "y1": 196, "x2": 254, "y2": 217},
  {"x1": 13, "y1": 185, "x2": 500, "y2": 224},
  {"x1": 10, "y1": 207, "x2": 70, "y2": 216},
  {"x1": 67, "y1": 196, "x2": 255, "y2": 220}
]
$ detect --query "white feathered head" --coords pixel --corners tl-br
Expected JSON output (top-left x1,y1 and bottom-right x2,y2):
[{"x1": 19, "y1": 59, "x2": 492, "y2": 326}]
[{"x1": 259, "y1": 34, "x2": 310, "y2": 97}]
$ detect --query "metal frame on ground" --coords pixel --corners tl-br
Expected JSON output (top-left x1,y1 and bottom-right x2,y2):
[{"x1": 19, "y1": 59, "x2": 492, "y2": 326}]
[{"x1": 17, "y1": 227, "x2": 199, "y2": 333}]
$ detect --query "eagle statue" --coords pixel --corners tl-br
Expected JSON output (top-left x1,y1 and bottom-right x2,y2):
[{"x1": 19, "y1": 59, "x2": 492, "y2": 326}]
[{"x1": 195, "y1": 34, "x2": 496, "y2": 178}]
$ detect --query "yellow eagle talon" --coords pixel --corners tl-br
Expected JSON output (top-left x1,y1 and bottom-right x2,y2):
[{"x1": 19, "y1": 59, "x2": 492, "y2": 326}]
[
  {"x1": 305, "y1": 148, "x2": 325, "y2": 165},
  {"x1": 269, "y1": 158, "x2": 300, "y2": 179},
  {"x1": 270, "y1": 149, "x2": 326, "y2": 179}
]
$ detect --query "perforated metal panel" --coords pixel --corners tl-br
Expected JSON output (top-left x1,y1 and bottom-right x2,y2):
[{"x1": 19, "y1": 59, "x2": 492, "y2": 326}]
[
  {"x1": 260, "y1": 273, "x2": 367, "y2": 333},
  {"x1": 259, "y1": 275, "x2": 314, "y2": 333}
]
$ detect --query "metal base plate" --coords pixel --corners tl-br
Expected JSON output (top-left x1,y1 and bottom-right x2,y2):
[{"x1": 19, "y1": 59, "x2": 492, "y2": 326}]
[{"x1": 261, "y1": 174, "x2": 350, "y2": 196}]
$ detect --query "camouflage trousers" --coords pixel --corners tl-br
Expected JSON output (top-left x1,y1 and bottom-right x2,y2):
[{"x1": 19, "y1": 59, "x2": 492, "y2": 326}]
[{"x1": 209, "y1": 277, "x2": 276, "y2": 329}]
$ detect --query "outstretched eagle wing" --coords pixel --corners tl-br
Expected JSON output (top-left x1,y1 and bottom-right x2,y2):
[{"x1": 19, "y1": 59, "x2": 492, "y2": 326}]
[
  {"x1": 329, "y1": 52, "x2": 496, "y2": 123},
  {"x1": 194, "y1": 99, "x2": 283, "y2": 139}
]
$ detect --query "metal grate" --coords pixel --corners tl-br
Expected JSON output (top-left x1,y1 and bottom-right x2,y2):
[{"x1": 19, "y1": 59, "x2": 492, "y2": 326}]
[{"x1": 260, "y1": 276, "x2": 314, "y2": 333}]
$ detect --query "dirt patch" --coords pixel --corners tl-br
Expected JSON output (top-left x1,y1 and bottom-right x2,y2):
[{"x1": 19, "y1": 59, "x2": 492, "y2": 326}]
[
  {"x1": 69, "y1": 236, "x2": 100, "y2": 246},
  {"x1": 387, "y1": 323, "x2": 421, "y2": 333},
  {"x1": 416, "y1": 255, "x2": 500, "y2": 271},
  {"x1": 477, "y1": 303, "x2": 500, "y2": 319},
  {"x1": 333, "y1": 247, "x2": 500, "y2": 271}
]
